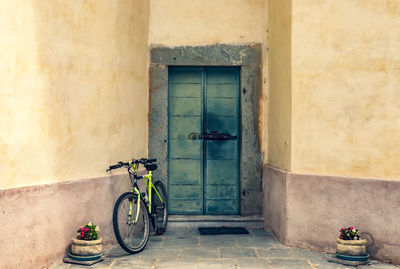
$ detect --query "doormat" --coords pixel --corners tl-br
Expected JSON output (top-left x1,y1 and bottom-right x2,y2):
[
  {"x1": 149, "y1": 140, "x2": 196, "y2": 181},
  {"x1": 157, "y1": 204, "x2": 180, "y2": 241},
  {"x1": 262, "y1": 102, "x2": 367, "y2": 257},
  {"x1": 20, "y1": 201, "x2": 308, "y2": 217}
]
[{"x1": 199, "y1": 227, "x2": 249, "y2": 235}]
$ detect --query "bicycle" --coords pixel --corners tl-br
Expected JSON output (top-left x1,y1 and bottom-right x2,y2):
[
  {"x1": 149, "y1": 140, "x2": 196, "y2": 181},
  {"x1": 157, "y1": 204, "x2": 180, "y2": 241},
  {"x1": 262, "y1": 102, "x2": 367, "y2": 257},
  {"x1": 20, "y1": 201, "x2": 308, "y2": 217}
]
[{"x1": 107, "y1": 158, "x2": 168, "y2": 254}]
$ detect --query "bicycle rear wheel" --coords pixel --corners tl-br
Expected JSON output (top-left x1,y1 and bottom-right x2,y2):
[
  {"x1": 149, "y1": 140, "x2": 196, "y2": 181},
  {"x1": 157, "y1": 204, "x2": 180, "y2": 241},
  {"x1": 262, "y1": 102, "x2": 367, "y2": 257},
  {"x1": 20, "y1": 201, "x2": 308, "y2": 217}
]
[
  {"x1": 113, "y1": 192, "x2": 150, "y2": 253},
  {"x1": 152, "y1": 181, "x2": 168, "y2": 234}
]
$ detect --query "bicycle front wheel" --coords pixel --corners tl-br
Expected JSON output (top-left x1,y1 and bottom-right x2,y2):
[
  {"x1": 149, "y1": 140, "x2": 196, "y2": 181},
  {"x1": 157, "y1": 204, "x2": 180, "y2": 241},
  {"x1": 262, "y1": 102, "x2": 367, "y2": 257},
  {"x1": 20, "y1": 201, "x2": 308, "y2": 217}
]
[
  {"x1": 152, "y1": 181, "x2": 168, "y2": 234},
  {"x1": 113, "y1": 192, "x2": 150, "y2": 253}
]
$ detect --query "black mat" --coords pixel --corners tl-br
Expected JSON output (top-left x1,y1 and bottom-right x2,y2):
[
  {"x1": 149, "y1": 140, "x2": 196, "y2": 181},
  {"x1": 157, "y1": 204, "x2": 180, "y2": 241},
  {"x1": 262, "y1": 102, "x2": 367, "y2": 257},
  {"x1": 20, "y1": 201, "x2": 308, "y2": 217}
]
[{"x1": 199, "y1": 227, "x2": 249, "y2": 235}]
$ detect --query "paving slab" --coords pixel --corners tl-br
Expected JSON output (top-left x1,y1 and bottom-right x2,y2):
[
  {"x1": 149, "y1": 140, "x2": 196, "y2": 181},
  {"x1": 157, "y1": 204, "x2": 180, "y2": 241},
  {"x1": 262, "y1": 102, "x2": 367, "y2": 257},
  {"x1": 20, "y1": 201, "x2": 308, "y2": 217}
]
[
  {"x1": 268, "y1": 258, "x2": 313, "y2": 269},
  {"x1": 237, "y1": 236, "x2": 284, "y2": 249},
  {"x1": 200, "y1": 235, "x2": 237, "y2": 247},
  {"x1": 113, "y1": 258, "x2": 155, "y2": 269},
  {"x1": 51, "y1": 224, "x2": 399, "y2": 269},
  {"x1": 179, "y1": 247, "x2": 218, "y2": 260},
  {"x1": 220, "y1": 247, "x2": 257, "y2": 258},
  {"x1": 250, "y1": 228, "x2": 275, "y2": 238},
  {"x1": 163, "y1": 236, "x2": 200, "y2": 248},
  {"x1": 155, "y1": 259, "x2": 196, "y2": 268},
  {"x1": 196, "y1": 259, "x2": 238, "y2": 269},
  {"x1": 257, "y1": 248, "x2": 294, "y2": 259},
  {"x1": 147, "y1": 236, "x2": 165, "y2": 248},
  {"x1": 238, "y1": 259, "x2": 270, "y2": 269},
  {"x1": 139, "y1": 247, "x2": 180, "y2": 260},
  {"x1": 358, "y1": 260, "x2": 400, "y2": 268},
  {"x1": 311, "y1": 261, "x2": 353, "y2": 269},
  {"x1": 290, "y1": 248, "x2": 327, "y2": 260}
]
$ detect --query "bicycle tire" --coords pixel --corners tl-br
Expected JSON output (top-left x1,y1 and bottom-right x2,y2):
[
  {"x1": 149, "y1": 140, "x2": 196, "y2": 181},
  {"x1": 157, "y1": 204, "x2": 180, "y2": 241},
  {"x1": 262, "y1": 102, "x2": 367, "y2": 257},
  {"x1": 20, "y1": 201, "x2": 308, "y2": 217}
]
[
  {"x1": 113, "y1": 192, "x2": 150, "y2": 253},
  {"x1": 151, "y1": 181, "x2": 168, "y2": 234}
]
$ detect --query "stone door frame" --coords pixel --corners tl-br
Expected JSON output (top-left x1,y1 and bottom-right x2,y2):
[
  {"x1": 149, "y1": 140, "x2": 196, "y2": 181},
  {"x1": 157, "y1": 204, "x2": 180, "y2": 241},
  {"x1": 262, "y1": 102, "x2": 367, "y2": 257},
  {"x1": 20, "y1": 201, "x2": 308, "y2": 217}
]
[{"x1": 148, "y1": 44, "x2": 262, "y2": 214}]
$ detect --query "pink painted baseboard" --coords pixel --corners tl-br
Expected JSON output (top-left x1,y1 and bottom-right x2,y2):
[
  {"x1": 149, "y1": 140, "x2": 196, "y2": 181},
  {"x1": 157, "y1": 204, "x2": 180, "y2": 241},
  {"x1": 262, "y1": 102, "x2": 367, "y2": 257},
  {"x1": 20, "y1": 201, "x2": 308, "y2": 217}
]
[
  {"x1": 262, "y1": 164, "x2": 400, "y2": 264},
  {"x1": 0, "y1": 174, "x2": 131, "y2": 269}
]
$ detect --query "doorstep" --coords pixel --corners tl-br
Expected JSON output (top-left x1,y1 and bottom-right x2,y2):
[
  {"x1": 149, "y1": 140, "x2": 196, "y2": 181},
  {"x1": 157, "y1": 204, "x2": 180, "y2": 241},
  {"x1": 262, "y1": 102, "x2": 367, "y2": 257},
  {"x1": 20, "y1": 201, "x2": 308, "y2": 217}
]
[{"x1": 168, "y1": 214, "x2": 264, "y2": 228}]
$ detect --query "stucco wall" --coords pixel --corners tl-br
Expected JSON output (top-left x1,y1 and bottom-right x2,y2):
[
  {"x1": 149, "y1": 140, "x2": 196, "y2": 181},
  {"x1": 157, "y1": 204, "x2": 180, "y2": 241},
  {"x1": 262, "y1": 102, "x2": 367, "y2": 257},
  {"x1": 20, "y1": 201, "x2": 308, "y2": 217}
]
[
  {"x1": 149, "y1": 0, "x2": 265, "y2": 46},
  {"x1": 261, "y1": 0, "x2": 269, "y2": 162},
  {"x1": 0, "y1": 0, "x2": 150, "y2": 190},
  {"x1": 267, "y1": 0, "x2": 292, "y2": 170},
  {"x1": 291, "y1": 0, "x2": 400, "y2": 179}
]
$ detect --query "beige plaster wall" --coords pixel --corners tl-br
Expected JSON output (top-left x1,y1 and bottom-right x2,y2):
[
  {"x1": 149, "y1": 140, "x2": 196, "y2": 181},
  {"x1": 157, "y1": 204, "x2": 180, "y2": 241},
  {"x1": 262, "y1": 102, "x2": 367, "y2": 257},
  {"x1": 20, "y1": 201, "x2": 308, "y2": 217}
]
[
  {"x1": 291, "y1": 0, "x2": 400, "y2": 179},
  {"x1": 0, "y1": 0, "x2": 150, "y2": 190},
  {"x1": 261, "y1": 0, "x2": 269, "y2": 162},
  {"x1": 267, "y1": 0, "x2": 292, "y2": 170},
  {"x1": 149, "y1": 0, "x2": 265, "y2": 46}
]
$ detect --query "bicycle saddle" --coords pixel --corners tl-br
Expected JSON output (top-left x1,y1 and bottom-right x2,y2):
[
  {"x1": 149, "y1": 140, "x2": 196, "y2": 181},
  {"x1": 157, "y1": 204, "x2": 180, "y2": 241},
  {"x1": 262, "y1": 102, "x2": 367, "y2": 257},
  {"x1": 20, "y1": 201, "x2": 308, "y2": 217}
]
[{"x1": 145, "y1": 163, "x2": 158, "y2": 171}]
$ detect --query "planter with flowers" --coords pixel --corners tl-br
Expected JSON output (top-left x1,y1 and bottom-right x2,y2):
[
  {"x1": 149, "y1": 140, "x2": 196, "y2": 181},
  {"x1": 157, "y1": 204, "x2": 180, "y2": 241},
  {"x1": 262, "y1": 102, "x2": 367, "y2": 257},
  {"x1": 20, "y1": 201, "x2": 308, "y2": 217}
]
[
  {"x1": 336, "y1": 227, "x2": 368, "y2": 261},
  {"x1": 69, "y1": 222, "x2": 103, "y2": 261}
]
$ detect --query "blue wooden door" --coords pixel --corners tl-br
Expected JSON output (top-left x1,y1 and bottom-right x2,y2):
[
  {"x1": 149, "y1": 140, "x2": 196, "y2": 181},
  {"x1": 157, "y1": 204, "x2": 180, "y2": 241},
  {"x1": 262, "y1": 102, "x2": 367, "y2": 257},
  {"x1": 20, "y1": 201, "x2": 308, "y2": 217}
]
[{"x1": 168, "y1": 67, "x2": 240, "y2": 215}]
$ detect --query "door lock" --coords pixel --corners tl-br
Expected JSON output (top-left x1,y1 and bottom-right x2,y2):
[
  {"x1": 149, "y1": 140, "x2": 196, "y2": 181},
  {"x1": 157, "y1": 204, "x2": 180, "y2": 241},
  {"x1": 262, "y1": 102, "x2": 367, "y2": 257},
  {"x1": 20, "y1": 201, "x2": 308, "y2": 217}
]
[{"x1": 188, "y1": 131, "x2": 237, "y2": 140}]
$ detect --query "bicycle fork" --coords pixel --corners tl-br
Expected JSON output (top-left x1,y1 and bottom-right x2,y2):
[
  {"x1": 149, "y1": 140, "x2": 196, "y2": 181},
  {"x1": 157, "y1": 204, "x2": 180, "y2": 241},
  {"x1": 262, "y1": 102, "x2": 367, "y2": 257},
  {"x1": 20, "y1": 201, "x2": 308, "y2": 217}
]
[{"x1": 127, "y1": 188, "x2": 141, "y2": 224}]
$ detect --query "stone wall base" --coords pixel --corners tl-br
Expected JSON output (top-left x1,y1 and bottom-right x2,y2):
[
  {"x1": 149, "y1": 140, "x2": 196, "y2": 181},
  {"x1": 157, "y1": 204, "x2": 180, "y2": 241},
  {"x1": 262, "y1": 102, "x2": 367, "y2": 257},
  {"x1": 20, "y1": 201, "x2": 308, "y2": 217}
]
[
  {"x1": 262, "y1": 164, "x2": 400, "y2": 264},
  {"x1": 0, "y1": 174, "x2": 131, "y2": 269}
]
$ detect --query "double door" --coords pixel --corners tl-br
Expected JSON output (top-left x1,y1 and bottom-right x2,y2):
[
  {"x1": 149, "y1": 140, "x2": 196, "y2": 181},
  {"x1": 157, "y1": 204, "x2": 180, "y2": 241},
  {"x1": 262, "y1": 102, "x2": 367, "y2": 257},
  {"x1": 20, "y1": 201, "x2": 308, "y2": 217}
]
[{"x1": 168, "y1": 67, "x2": 240, "y2": 215}]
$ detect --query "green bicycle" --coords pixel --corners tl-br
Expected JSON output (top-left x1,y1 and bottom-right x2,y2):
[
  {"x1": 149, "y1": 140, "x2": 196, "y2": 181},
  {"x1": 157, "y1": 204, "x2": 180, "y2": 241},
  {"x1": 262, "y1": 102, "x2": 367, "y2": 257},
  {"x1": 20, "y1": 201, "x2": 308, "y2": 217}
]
[{"x1": 107, "y1": 158, "x2": 168, "y2": 253}]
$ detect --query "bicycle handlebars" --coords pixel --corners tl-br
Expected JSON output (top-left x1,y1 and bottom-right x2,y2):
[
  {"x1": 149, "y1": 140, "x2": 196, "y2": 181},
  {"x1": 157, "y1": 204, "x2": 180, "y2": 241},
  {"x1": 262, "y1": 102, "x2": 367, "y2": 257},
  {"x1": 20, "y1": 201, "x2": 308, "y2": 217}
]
[{"x1": 106, "y1": 158, "x2": 157, "y2": 172}]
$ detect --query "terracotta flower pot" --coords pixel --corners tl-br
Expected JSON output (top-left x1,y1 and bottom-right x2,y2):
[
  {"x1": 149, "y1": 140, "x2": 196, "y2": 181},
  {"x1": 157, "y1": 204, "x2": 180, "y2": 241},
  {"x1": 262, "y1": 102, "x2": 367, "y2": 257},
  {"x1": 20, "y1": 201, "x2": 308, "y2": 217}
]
[
  {"x1": 336, "y1": 238, "x2": 367, "y2": 256},
  {"x1": 71, "y1": 237, "x2": 103, "y2": 256}
]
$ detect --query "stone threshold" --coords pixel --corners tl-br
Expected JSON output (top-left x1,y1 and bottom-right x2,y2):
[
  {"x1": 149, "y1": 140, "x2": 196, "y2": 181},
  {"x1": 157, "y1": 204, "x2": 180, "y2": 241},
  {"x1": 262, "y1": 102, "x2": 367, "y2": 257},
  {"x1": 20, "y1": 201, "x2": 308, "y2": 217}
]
[
  {"x1": 169, "y1": 215, "x2": 263, "y2": 222},
  {"x1": 168, "y1": 215, "x2": 264, "y2": 229}
]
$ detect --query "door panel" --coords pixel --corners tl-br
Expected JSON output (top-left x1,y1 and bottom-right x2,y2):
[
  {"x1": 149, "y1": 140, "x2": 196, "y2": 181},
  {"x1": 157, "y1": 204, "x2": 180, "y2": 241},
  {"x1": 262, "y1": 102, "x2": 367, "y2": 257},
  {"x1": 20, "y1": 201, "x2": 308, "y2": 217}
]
[
  {"x1": 170, "y1": 117, "x2": 201, "y2": 139},
  {"x1": 168, "y1": 67, "x2": 203, "y2": 214},
  {"x1": 207, "y1": 84, "x2": 238, "y2": 98},
  {"x1": 169, "y1": 159, "x2": 201, "y2": 185},
  {"x1": 169, "y1": 84, "x2": 202, "y2": 98},
  {"x1": 206, "y1": 98, "x2": 237, "y2": 117},
  {"x1": 206, "y1": 160, "x2": 237, "y2": 185},
  {"x1": 168, "y1": 67, "x2": 239, "y2": 215},
  {"x1": 204, "y1": 68, "x2": 239, "y2": 215},
  {"x1": 207, "y1": 116, "x2": 236, "y2": 134},
  {"x1": 169, "y1": 98, "x2": 201, "y2": 116}
]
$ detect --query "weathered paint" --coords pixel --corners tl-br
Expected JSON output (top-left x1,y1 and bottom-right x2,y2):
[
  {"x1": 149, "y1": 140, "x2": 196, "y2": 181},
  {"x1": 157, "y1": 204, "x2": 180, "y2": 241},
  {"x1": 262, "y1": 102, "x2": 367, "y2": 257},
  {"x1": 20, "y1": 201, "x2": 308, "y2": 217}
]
[
  {"x1": 168, "y1": 67, "x2": 240, "y2": 215},
  {"x1": 149, "y1": 45, "x2": 262, "y2": 215},
  {"x1": 267, "y1": 0, "x2": 292, "y2": 170},
  {"x1": 262, "y1": 164, "x2": 400, "y2": 263},
  {"x1": 291, "y1": 0, "x2": 400, "y2": 179},
  {"x1": 0, "y1": 0, "x2": 150, "y2": 189},
  {"x1": 149, "y1": 0, "x2": 266, "y2": 46}
]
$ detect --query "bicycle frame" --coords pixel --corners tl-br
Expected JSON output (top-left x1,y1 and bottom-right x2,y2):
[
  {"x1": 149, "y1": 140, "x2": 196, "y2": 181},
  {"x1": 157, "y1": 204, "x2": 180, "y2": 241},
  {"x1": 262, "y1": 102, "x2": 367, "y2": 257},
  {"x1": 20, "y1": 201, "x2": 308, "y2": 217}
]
[{"x1": 128, "y1": 161, "x2": 164, "y2": 224}]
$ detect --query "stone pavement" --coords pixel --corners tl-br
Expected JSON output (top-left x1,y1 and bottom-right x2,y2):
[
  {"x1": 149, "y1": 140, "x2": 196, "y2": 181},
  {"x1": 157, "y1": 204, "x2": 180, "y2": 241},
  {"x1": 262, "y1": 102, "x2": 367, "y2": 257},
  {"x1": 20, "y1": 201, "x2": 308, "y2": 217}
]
[{"x1": 52, "y1": 226, "x2": 399, "y2": 269}]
